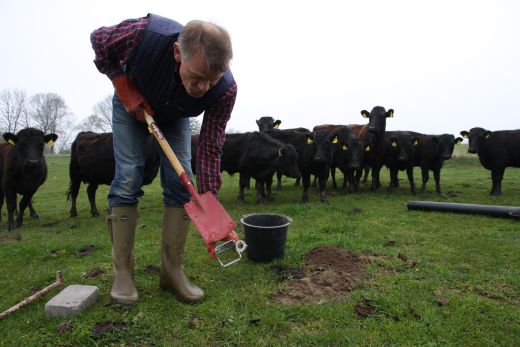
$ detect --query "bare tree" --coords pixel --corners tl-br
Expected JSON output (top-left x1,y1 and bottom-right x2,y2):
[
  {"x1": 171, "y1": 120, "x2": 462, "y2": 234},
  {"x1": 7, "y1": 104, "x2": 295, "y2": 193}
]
[
  {"x1": 190, "y1": 117, "x2": 201, "y2": 135},
  {"x1": 0, "y1": 88, "x2": 29, "y2": 133},
  {"x1": 30, "y1": 93, "x2": 75, "y2": 154},
  {"x1": 77, "y1": 94, "x2": 113, "y2": 132}
]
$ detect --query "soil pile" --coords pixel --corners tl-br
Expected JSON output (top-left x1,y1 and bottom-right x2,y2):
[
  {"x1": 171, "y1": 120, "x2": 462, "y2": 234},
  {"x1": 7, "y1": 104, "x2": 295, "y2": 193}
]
[{"x1": 270, "y1": 245, "x2": 381, "y2": 305}]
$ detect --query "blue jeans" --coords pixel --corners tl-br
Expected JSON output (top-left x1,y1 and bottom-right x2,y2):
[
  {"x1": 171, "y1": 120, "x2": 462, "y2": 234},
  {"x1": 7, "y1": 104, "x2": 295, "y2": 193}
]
[{"x1": 108, "y1": 94, "x2": 192, "y2": 207}]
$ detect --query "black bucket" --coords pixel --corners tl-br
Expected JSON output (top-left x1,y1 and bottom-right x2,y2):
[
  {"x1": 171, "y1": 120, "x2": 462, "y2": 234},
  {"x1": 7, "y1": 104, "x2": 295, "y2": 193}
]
[{"x1": 241, "y1": 213, "x2": 293, "y2": 263}]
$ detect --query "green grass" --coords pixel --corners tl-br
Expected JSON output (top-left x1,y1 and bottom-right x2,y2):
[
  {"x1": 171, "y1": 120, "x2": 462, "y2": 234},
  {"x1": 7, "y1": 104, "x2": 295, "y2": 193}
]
[{"x1": 0, "y1": 153, "x2": 519, "y2": 346}]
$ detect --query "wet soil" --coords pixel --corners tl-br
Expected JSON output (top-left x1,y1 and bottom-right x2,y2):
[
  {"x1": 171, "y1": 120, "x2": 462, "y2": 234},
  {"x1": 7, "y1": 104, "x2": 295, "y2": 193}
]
[{"x1": 270, "y1": 245, "x2": 386, "y2": 304}]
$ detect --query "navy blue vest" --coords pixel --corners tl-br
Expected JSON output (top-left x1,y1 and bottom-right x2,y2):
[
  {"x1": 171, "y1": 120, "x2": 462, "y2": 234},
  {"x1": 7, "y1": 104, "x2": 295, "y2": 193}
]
[{"x1": 126, "y1": 14, "x2": 234, "y2": 121}]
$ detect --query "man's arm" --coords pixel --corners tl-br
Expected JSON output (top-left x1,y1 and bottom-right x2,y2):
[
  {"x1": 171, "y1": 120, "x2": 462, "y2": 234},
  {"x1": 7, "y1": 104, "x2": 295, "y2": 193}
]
[
  {"x1": 90, "y1": 17, "x2": 147, "y2": 81},
  {"x1": 196, "y1": 80, "x2": 238, "y2": 196}
]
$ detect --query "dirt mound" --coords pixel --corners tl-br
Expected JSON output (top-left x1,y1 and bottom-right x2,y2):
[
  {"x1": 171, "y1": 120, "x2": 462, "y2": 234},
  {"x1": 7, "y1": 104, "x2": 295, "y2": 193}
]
[{"x1": 270, "y1": 245, "x2": 382, "y2": 305}]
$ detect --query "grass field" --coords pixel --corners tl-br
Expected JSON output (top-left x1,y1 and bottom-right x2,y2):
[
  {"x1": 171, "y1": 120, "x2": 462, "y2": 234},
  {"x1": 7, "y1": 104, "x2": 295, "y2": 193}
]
[{"x1": 0, "y1": 147, "x2": 519, "y2": 346}]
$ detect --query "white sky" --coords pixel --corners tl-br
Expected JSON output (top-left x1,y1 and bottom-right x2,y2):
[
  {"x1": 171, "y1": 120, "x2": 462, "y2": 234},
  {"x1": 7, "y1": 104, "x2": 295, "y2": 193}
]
[{"x1": 1, "y1": 0, "x2": 519, "y2": 139}]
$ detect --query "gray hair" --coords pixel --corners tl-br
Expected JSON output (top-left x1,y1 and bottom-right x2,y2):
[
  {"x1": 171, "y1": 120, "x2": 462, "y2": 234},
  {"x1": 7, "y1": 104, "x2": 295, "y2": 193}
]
[{"x1": 178, "y1": 20, "x2": 233, "y2": 74}]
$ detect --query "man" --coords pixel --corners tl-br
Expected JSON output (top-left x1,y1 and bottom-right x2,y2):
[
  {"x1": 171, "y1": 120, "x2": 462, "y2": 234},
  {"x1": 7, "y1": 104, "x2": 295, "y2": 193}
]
[{"x1": 90, "y1": 13, "x2": 238, "y2": 306}]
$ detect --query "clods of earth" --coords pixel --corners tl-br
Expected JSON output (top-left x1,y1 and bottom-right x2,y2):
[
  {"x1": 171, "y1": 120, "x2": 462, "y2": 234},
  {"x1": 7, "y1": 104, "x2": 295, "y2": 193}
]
[{"x1": 270, "y1": 245, "x2": 390, "y2": 305}]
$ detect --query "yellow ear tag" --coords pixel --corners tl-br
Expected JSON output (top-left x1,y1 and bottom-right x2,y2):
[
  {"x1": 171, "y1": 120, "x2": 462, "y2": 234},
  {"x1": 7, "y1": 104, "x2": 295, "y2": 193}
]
[
  {"x1": 414, "y1": 139, "x2": 418, "y2": 145},
  {"x1": 366, "y1": 146, "x2": 370, "y2": 151},
  {"x1": 274, "y1": 124, "x2": 279, "y2": 129},
  {"x1": 342, "y1": 145, "x2": 348, "y2": 150},
  {"x1": 279, "y1": 149, "x2": 283, "y2": 157},
  {"x1": 485, "y1": 133, "x2": 490, "y2": 138},
  {"x1": 8, "y1": 139, "x2": 15, "y2": 145},
  {"x1": 392, "y1": 142, "x2": 397, "y2": 147},
  {"x1": 307, "y1": 138, "x2": 314, "y2": 144},
  {"x1": 362, "y1": 113, "x2": 368, "y2": 118},
  {"x1": 332, "y1": 136, "x2": 338, "y2": 144},
  {"x1": 48, "y1": 140, "x2": 55, "y2": 147},
  {"x1": 463, "y1": 134, "x2": 468, "y2": 139},
  {"x1": 390, "y1": 112, "x2": 393, "y2": 118},
  {"x1": 456, "y1": 140, "x2": 461, "y2": 145}
]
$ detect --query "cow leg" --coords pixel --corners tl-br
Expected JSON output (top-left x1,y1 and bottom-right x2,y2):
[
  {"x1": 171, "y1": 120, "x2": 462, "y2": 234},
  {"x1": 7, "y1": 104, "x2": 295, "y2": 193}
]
[
  {"x1": 276, "y1": 171, "x2": 283, "y2": 191},
  {"x1": 354, "y1": 168, "x2": 362, "y2": 188},
  {"x1": 28, "y1": 200, "x2": 39, "y2": 219},
  {"x1": 294, "y1": 176, "x2": 301, "y2": 186},
  {"x1": 301, "y1": 174, "x2": 311, "y2": 204},
  {"x1": 266, "y1": 175, "x2": 275, "y2": 202},
  {"x1": 245, "y1": 179, "x2": 250, "y2": 191},
  {"x1": 341, "y1": 173, "x2": 348, "y2": 189},
  {"x1": 406, "y1": 165, "x2": 418, "y2": 195},
  {"x1": 347, "y1": 170, "x2": 357, "y2": 194},
  {"x1": 420, "y1": 166, "x2": 430, "y2": 194},
  {"x1": 311, "y1": 175, "x2": 317, "y2": 188},
  {"x1": 361, "y1": 166, "x2": 370, "y2": 183},
  {"x1": 388, "y1": 168, "x2": 397, "y2": 194},
  {"x1": 87, "y1": 183, "x2": 101, "y2": 217},
  {"x1": 68, "y1": 176, "x2": 82, "y2": 218},
  {"x1": 331, "y1": 167, "x2": 338, "y2": 189},
  {"x1": 237, "y1": 174, "x2": 248, "y2": 205},
  {"x1": 4, "y1": 186, "x2": 17, "y2": 231},
  {"x1": 0, "y1": 188, "x2": 3, "y2": 221},
  {"x1": 433, "y1": 167, "x2": 443, "y2": 194},
  {"x1": 490, "y1": 168, "x2": 505, "y2": 196},
  {"x1": 318, "y1": 175, "x2": 330, "y2": 205},
  {"x1": 14, "y1": 193, "x2": 34, "y2": 229},
  {"x1": 372, "y1": 165, "x2": 382, "y2": 193},
  {"x1": 255, "y1": 179, "x2": 266, "y2": 205}
]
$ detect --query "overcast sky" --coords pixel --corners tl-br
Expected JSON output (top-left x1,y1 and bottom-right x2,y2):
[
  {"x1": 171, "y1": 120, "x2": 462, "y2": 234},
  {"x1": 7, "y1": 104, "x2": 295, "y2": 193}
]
[{"x1": 1, "y1": 0, "x2": 519, "y2": 139}]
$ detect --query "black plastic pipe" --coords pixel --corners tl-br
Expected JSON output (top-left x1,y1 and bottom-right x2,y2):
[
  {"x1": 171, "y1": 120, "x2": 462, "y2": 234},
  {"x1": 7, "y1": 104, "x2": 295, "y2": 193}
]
[{"x1": 407, "y1": 201, "x2": 520, "y2": 220}]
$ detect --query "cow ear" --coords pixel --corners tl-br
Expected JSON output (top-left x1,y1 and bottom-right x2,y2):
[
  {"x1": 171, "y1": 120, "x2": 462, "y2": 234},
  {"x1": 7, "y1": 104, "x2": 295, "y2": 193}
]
[
  {"x1": 390, "y1": 137, "x2": 398, "y2": 147},
  {"x1": 274, "y1": 120, "x2": 281, "y2": 129},
  {"x1": 413, "y1": 137, "x2": 419, "y2": 146},
  {"x1": 331, "y1": 133, "x2": 339, "y2": 144},
  {"x1": 455, "y1": 137, "x2": 463, "y2": 145},
  {"x1": 360, "y1": 110, "x2": 369, "y2": 118},
  {"x1": 364, "y1": 142, "x2": 372, "y2": 152},
  {"x1": 460, "y1": 131, "x2": 469, "y2": 139},
  {"x1": 305, "y1": 134, "x2": 314, "y2": 144},
  {"x1": 386, "y1": 109, "x2": 394, "y2": 118},
  {"x1": 256, "y1": 119, "x2": 260, "y2": 126},
  {"x1": 484, "y1": 130, "x2": 491, "y2": 139},
  {"x1": 44, "y1": 134, "x2": 58, "y2": 147},
  {"x1": 431, "y1": 137, "x2": 439, "y2": 144},
  {"x1": 3, "y1": 133, "x2": 18, "y2": 145},
  {"x1": 339, "y1": 141, "x2": 348, "y2": 151}
]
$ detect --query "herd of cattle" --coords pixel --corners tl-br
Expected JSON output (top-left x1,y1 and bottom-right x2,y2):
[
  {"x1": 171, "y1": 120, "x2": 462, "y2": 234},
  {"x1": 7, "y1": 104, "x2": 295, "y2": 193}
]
[{"x1": 1, "y1": 106, "x2": 519, "y2": 232}]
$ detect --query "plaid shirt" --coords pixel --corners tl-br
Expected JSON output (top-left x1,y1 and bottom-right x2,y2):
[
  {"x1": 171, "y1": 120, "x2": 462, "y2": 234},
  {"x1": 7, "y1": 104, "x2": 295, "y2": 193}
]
[{"x1": 90, "y1": 17, "x2": 237, "y2": 196}]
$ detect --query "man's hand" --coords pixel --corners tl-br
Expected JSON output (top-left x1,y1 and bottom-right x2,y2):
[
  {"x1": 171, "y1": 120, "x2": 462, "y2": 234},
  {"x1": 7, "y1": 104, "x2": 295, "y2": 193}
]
[
  {"x1": 206, "y1": 230, "x2": 240, "y2": 259},
  {"x1": 112, "y1": 76, "x2": 154, "y2": 122}
]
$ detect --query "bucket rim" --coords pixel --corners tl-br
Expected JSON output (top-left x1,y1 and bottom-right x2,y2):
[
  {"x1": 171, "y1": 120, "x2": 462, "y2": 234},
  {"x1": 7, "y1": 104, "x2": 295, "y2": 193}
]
[{"x1": 240, "y1": 213, "x2": 293, "y2": 229}]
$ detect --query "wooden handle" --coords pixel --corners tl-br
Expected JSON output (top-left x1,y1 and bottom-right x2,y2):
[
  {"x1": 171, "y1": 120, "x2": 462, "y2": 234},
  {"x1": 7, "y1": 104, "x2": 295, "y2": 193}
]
[{"x1": 145, "y1": 112, "x2": 185, "y2": 176}]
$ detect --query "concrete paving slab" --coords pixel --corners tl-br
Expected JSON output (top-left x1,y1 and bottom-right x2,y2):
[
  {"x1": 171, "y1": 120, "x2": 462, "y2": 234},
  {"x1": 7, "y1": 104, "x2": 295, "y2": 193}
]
[{"x1": 45, "y1": 285, "x2": 100, "y2": 318}]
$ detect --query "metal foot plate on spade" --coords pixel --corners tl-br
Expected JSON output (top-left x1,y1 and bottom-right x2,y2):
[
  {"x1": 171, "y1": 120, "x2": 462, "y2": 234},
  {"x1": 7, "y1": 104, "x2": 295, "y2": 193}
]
[{"x1": 214, "y1": 240, "x2": 247, "y2": 267}]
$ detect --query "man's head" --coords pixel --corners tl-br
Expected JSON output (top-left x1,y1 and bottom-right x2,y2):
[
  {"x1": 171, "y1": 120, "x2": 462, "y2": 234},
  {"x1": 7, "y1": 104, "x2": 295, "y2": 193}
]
[{"x1": 174, "y1": 20, "x2": 233, "y2": 98}]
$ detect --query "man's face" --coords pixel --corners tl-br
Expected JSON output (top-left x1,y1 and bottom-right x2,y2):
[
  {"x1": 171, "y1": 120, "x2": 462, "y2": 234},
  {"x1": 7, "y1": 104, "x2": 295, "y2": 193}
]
[{"x1": 174, "y1": 42, "x2": 223, "y2": 98}]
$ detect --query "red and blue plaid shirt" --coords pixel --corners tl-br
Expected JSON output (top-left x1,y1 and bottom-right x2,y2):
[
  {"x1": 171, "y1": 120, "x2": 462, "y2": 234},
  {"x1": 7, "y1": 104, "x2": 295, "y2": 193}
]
[{"x1": 91, "y1": 17, "x2": 237, "y2": 197}]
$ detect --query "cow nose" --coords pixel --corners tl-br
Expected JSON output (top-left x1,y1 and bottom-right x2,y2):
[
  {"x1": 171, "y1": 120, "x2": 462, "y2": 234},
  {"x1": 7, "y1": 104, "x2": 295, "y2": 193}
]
[
  {"x1": 468, "y1": 148, "x2": 477, "y2": 154},
  {"x1": 27, "y1": 159, "x2": 40, "y2": 167},
  {"x1": 351, "y1": 164, "x2": 360, "y2": 170},
  {"x1": 398, "y1": 156, "x2": 406, "y2": 161},
  {"x1": 314, "y1": 156, "x2": 324, "y2": 162},
  {"x1": 368, "y1": 126, "x2": 377, "y2": 133}
]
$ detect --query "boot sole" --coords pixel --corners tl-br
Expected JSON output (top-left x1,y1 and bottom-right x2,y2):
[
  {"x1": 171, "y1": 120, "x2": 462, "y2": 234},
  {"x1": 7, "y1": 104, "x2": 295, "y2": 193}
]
[
  {"x1": 112, "y1": 298, "x2": 139, "y2": 307},
  {"x1": 160, "y1": 283, "x2": 206, "y2": 304}
]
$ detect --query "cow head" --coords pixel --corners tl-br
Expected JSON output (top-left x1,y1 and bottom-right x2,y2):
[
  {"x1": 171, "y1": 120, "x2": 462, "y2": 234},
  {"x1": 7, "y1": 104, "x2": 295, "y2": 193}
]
[
  {"x1": 338, "y1": 138, "x2": 372, "y2": 170},
  {"x1": 256, "y1": 117, "x2": 281, "y2": 133},
  {"x1": 388, "y1": 132, "x2": 417, "y2": 163},
  {"x1": 460, "y1": 128, "x2": 490, "y2": 154},
  {"x1": 277, "y1": 144, "x2": 301, "y2": 178},
  {"x1": 361, "y1": 106, "x2": 393, "y2": 135},
  {"x1": 3, "y1": 128, "x2": 58, "y2": 168},
  {"x1": 306, "y1": 130, "x2": 333, "y2": 163},
  {"x1": 431, "y1": 134, "x2": 463, "y2": 160}
]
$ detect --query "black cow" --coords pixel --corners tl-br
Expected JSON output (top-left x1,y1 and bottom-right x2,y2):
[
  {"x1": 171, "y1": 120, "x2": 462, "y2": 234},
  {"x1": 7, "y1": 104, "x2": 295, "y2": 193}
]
[
  {"x1": 313, "y1": 125, "x2": 372, "y2": 193},
  {"x1": 256, "y1": 116, "x2": 310, "y2": 133},
  {"x1": 460, "y1": 127, "x2": 520, "y2": 196},
  {"x1": 220, "y1": 132, "x2": 301, "y2": 205},
  {"x1": 383, "y1": 131, "x2": 419, "y2": 195},
  {"x1": 407, "y1": 132, "x2": 463, "y2": 194},
  {"x1": 267, "y1": 130, "x2": 334, "y2": 204},
  {"x1": 349, "y1": 106, "x2": 394, "y2": 193},
  {"x1": 1, "y1": 128, "x2": 58, "y2": 232},
  {"x1": 67, "y1": 132, "x2": 160, "y2": 217}
]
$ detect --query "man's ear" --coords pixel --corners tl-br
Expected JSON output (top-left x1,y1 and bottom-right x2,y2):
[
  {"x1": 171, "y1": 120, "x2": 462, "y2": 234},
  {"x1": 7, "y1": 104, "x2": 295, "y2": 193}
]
[{"x1": 173, "y1": 42, "x2": 182, "y2": 62}]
